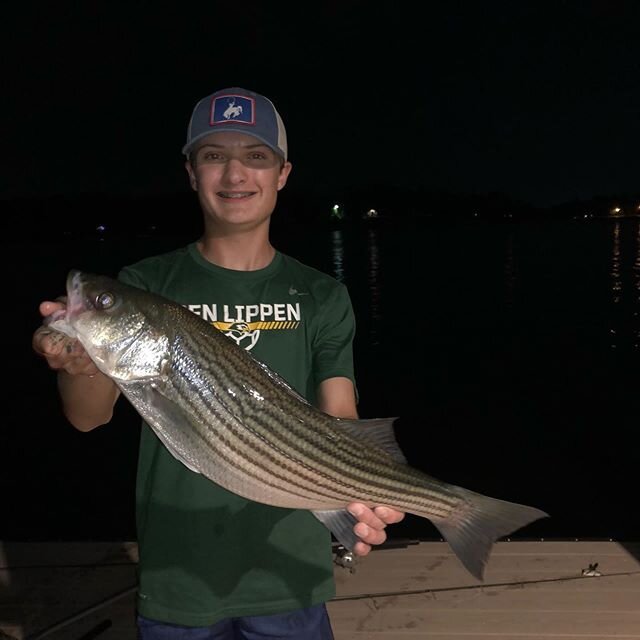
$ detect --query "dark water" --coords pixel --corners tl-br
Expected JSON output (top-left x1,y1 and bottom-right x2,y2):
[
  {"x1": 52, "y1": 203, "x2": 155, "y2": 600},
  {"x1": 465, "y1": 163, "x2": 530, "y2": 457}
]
[{"x1": 4, "y1": 215, "x2": 640, "y2": 543}]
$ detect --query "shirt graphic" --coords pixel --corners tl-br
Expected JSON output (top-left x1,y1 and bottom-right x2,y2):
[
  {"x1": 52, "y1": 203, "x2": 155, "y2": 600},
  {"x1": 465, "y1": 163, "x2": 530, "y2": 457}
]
[{"x1": 185, "y1": 301, "x2": 301, "y2": 351}]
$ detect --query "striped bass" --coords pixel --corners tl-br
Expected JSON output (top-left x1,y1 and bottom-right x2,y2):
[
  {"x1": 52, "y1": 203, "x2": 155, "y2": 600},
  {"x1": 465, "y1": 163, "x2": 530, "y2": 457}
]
[{"x1": 49, "y1": 269, "x2": 548, "y2": 581}]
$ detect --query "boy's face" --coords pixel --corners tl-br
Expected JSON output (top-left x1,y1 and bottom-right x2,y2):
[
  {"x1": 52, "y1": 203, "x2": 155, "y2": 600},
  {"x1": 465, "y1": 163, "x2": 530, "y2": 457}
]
[{"x1": 185, "y1": 131, "x2": 291, "y2": 233}]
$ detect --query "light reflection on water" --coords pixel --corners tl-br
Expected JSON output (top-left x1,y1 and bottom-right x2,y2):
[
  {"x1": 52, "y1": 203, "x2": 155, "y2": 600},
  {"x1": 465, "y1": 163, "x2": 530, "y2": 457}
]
[
  {"x1": 330, "y1": 226, "x2": 382, "y2": 346},
  {"x1": 367, "y1": 228, "x2": 381, "y2": 346},
  {"x1": 331, "y1": 229, "x2": 345, "y2": 283},
  {"x1": 633, "y1": 222, "x2": 640, "y2": 349},
  {"x1": 610, "y1": 221, "x2": 621, "y2": 348},
  {"x1": 608, "y1": 219, "x2": 640, "y2": 351},
  {"x1": 611, "y1": 221, "x2": 622, "y2": 303}
]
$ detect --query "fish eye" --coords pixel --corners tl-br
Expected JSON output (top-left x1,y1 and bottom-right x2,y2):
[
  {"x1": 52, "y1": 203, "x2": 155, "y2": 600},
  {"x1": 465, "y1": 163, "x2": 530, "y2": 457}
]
[{"x1": 95, "y1": 291, "x2": 115, "y2": 310}]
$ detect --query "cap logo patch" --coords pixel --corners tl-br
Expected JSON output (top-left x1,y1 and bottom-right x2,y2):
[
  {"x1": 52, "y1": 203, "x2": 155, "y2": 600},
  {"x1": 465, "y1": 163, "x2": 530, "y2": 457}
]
[{"x1": 210, "y1": 94, "x2": 255, "y2": 126}]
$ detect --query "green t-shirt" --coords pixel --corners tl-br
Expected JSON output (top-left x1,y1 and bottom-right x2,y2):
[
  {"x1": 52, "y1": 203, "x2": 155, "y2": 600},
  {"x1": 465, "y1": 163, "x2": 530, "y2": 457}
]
[{"x1": 118, "y1": 243, "x2": 357, "y2": 626}]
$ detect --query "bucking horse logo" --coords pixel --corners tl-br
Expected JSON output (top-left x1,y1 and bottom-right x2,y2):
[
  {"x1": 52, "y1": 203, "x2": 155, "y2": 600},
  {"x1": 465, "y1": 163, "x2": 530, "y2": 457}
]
[{"x1": 223, "y1": 98, "x2": 243, "y2": 120}]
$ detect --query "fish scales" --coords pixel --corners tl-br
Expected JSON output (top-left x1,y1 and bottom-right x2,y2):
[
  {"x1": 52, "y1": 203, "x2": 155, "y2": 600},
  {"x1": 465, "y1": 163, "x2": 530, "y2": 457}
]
[
  {"x1": 162, "y1": 360, "x2": 356, "y2": 506},
  {"x1": 165, "y1": 323, "x2": 421, "y2": 504},
  {"x1": 49, "y1": 270, "x2": 549, "y2": 580},
  {"x1": 164, "y1": 331, "x2": 354, "y2": 501},
  {"x1": 170, "y1": 327, "x2": 460, "y2": 512},
  {"x1": 170, "y1": 318, "x2": 462, "y2": 510}
]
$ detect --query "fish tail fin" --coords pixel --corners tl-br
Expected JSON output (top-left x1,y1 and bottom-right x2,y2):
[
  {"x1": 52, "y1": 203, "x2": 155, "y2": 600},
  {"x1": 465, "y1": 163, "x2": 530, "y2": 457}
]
[{"x1": 431, "y1": 490, "x2": 549, "y2": 581}]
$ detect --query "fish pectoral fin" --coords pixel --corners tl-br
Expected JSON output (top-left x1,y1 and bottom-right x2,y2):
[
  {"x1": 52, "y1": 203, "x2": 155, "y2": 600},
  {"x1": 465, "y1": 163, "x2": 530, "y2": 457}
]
[
  {"x1": 334, "y1": 417, "x2": 407, "y2": 463},
  {"x1": 312, "y1": 508, "x2": 360, "y2": 552},
  {"x1": 119, "y1": 382, "x2": 203, "y2": 476}
]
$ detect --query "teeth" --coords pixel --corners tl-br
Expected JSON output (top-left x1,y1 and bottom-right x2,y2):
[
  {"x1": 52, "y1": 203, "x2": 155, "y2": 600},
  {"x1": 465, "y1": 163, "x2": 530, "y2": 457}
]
[{"x1": 220, "y1": 192, "x2": 250, "y2": 199}]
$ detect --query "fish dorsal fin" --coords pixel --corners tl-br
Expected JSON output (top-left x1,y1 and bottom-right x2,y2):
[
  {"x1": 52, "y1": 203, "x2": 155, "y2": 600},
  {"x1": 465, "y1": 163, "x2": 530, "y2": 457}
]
[{"x1": 334, "y1": 417, "x2": 407, "y2": 463}]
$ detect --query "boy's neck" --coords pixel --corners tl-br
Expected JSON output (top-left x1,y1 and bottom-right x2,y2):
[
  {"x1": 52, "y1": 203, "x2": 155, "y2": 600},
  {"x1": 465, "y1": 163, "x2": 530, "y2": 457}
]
[{"x1": 196, "y1": 234, "x2": 276, "y2": 271}]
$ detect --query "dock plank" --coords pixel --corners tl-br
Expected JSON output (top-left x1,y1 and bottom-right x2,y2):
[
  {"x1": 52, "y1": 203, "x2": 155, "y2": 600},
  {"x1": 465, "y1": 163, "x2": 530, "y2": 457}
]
[{"x1": 2, "y1": 540, "x2": 639, "y2": 640}]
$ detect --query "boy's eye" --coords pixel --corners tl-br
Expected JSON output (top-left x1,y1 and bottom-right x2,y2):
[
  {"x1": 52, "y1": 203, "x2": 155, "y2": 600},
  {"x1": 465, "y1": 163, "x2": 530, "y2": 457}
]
[
  {"x1": 202, "y1": 151, "x2": 223, "y2": 162},
  {"x1": 244, "y1": 153, "x2": 279, "y2": 168},
  {"x1": 197, "y1": 149, "x2": 279, "y2": 168}
]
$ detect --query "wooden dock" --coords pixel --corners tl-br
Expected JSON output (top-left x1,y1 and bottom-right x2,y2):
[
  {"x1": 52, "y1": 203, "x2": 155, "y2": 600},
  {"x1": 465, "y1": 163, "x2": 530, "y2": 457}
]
[{"x1": 2, "y1": 539, "x2": 639, "y2": 639}]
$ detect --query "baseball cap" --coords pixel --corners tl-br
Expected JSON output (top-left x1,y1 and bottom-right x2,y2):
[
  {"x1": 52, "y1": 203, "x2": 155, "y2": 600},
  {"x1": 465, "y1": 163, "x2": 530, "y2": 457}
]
[{"x1": 182, "y1": 87, "x2": 288, "y2": 161}]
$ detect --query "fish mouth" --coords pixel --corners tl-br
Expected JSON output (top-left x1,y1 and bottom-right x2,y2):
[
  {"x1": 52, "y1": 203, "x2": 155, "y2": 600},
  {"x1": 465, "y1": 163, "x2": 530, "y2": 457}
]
[
  {"x1": 64, "y1": 269, "x2": 90, "y2": 321},
  {"x1": 43, "y1": 269, "x2": 88, "y2": 335}
]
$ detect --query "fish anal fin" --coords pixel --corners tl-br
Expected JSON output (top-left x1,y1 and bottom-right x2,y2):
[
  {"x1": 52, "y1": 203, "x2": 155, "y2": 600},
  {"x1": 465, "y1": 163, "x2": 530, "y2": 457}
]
[
  {"x1": 334, "y1": 417, "x2": 406, "y2": 463},
  {"x1": 312, "y1": 508, "x2": 360, "y2": 551}
]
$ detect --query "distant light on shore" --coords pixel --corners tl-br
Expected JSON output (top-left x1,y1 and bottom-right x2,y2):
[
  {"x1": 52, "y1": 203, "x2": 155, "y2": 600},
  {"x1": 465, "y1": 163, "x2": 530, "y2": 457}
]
[{"x1": 331, "y1": 204, "x2": 345, "y2": 220}]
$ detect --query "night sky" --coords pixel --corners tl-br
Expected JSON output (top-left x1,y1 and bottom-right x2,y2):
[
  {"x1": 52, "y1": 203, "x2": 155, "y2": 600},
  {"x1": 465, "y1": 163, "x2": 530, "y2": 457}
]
[{"x1": 3, "y1": 1, "x2": 638, "y2": 207}]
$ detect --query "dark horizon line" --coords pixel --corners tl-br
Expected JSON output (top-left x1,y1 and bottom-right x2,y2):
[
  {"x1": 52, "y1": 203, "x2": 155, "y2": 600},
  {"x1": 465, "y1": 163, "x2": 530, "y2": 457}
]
[{"x1": 2, "y1": 186, "x2": 639, "y2": 212}]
